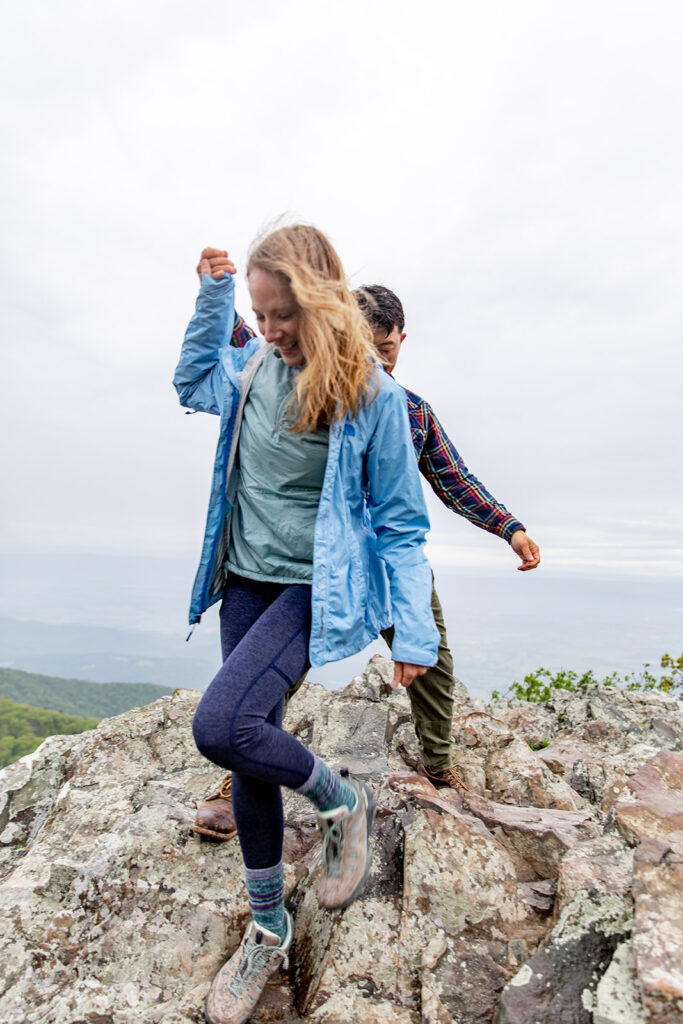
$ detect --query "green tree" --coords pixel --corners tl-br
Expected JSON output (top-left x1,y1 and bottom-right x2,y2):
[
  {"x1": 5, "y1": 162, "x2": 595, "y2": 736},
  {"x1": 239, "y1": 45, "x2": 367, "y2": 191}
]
[{"x1": 0, "y1": 696, "x2": 98, "y2": 767}]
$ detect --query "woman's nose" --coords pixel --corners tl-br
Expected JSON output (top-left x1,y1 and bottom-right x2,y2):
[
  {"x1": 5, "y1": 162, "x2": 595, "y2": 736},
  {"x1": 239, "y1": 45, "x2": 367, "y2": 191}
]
[{"x1": 264, "y1": 321, "x2": 282, "y2": 343}]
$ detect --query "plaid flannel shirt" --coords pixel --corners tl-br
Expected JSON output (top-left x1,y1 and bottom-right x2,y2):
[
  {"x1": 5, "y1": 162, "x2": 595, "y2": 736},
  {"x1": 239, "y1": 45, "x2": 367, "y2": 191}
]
[
  {"x1": 403, "y1": 387, "x2": 524, "y2": 541},
  {"x1": 230, "y1": 315, "x2": 524, "y2": 541},
  {"x1": 231, "y1": 314, "x2": 257, "y2": 350}
]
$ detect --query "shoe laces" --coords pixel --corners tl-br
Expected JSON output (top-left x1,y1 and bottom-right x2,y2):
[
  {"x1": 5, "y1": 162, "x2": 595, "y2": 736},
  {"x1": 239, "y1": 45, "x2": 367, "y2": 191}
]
[
  {"x1": 441, "y1": 766, "x2": 470, "y2": 792},
  {"x1": 228, "y1": 935, "x2": 288, "y2": 996},
  {"x1": 320, "y1": 817, "x2": 345, "y2": 878},
  {"x1": 218, "y1": 776, "x2": 232, "y2": 800}
]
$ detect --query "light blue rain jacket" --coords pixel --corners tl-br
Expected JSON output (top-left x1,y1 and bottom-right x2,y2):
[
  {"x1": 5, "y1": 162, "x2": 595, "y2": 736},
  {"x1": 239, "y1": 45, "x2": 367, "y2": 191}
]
[{"x1": 173, "y1": 273, "x2": 439, "y2": 668}]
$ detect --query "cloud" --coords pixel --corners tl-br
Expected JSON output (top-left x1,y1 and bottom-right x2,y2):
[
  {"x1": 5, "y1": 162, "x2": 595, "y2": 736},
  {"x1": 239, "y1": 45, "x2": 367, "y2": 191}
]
[{"x1": 1, "y1": 1, "x2": 681, "y2": 580}]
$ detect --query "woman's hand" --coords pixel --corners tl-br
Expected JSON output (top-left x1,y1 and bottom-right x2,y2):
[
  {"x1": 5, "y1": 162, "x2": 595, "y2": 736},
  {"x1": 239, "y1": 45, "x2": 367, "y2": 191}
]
[
  {"x1": 196, "y1": 247, "x2": 237, "y2": 281},
  {"x1": 510, "y1": 530, "x2": 541, "y2": 571},
  {"x1": 392, "y1": 662, "x2": 430, "y2": 688}
]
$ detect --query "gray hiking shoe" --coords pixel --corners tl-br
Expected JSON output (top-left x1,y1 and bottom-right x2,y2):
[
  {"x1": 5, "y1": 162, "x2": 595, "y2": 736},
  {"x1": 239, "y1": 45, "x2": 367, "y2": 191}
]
[
  {"x1": 204, "y1": 911, "x2": 292, "y2": 1024},
  {"x1": 317, "y1": 775, "x2": 376, "y2": 910}
]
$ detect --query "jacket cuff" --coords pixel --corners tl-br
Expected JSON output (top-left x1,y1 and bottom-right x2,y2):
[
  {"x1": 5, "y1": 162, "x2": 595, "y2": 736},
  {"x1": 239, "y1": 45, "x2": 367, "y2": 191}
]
[
  {"x1": 199, "y1": 272, "x2": 234, "y2": 298},
  {"x1": 390, "y1": 642, "x2": 438, "y2": 667},
  {"x1": 500, "y1": 517, "x2": 525, "y2": 542}
]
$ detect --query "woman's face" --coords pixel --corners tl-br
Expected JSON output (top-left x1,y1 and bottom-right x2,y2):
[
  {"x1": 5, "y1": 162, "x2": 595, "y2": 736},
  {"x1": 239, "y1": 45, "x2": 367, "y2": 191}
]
[{"x1": 249, "y1": 268, "x2": 304, "y2": 366}]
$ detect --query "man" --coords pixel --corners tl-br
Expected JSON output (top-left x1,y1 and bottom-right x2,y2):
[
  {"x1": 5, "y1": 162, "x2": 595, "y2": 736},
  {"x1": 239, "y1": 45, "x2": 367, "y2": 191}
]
[
  {"x1": 192, "y1": 254, "x2": 540, "y2": 840},
  {"x1": 354, "y1": 284, "x2": 539, "y2": 772}
]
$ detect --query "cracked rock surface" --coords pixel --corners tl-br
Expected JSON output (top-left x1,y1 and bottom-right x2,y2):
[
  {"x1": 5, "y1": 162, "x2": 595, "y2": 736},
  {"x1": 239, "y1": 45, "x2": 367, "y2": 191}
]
[{"x1": 0, "y1": 658, "x2": 681, "y2": 1023}]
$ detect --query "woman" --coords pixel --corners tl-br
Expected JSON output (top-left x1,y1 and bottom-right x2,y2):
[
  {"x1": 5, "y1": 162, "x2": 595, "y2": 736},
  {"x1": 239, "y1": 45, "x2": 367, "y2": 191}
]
[{"x1": 174, "y1": 225, "x2": 439, "y2": 1024}]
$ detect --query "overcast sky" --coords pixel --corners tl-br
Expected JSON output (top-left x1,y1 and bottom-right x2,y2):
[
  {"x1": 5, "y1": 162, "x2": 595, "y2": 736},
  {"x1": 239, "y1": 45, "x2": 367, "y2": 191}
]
[{"x1": 1, "y1": 0, "x2": 682, "y2": 595}]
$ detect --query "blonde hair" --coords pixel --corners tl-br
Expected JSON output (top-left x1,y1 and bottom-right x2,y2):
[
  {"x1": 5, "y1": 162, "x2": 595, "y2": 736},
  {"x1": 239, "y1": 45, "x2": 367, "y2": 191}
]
[{"x1": 246, "y1": 224, "x2": 377, "y2": 432}]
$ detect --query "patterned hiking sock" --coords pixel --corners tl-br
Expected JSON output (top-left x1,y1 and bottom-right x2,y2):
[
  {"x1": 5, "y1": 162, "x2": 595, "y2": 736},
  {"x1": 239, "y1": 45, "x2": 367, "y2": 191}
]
[
  {"x1": 296, "y1": 756, "x2": 358, "y2": 814},
  {"x1": 244, "y1": 861, "x2": 287, "y2": 942}
]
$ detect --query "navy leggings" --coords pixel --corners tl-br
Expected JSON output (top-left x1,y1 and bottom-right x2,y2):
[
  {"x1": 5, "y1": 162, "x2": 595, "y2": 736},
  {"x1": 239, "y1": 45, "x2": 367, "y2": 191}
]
[{"x1": 192, "y1": 574, "x2": 315, "y2": 869}]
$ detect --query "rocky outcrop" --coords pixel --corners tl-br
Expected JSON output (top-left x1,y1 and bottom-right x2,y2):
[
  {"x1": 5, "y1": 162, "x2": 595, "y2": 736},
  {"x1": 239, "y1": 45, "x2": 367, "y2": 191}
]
[{"x1": 0, "y1": 659, "x2": 681, "y2": 1023}]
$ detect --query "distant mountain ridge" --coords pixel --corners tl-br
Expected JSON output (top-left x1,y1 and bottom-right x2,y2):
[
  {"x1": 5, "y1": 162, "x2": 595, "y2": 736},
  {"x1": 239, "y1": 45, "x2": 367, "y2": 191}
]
[
  {"x1": 0, "y1": 615, "x2": 217, "y2": 687},
  {"x1": 0, "y1": 667, "x2": 175, "y2": 719}
]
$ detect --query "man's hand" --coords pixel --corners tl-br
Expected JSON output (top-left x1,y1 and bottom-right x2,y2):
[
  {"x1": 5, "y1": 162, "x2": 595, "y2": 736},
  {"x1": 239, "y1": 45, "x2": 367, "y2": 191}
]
[
  {"x1": 510, "y1": 530, "x2": 541, "y2": 571},
  {"x1": 196, "y1": 247, "x2": 237, "y2": 281},
  {"x1": 392, "y1": 662, "x2": 430, "y2": 688}
]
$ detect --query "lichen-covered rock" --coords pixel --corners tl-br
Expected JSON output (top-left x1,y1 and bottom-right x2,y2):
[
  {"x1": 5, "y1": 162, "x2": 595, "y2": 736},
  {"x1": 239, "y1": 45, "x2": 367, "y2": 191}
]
[
  {"x1": 494, "y1": 886, "x2": 632, "y2": 1024},
  {"x1": 0, "y1": 732, "x2": 73, "y2": 876},
  {"x1": 491, "y1": 704, "x2": 557, "y2": 751},
  {"x1": 460, "y1": 791, "x2": 599, "y2": 877},
  {"x1": 285, "y1": 670, "x2": 416, "y2": 779},
  {"x1": 451, "y1": 711, "x2": 588, "y2": 811},
  {"x1": 494, "y1": 834, "x2": 634, "y2": 1023},
  {"x1": 570, "y1": 742, "x2": 662, "y2": 811},
  {"x1": 0, "y1": 664, "x2": 681, "y2": 1023},
  {"x1": 484, "y1": 737, "x2": 587, "y2": 811},
  {"x1": 539, "y1": 684, "x2": 683, "y2": 752},
  {"x1": 594, "y1": 939, "x2": 646, "y2": 1024},
  {"x1": 632, "y1": 833, "x2": 683, "y2": 1024},
  {"x1": 611, "y1": 749, "x2": 683, "y2": 845},
  {"x1": 556, "y1": 834, "x2": 634, "y2": 907}
]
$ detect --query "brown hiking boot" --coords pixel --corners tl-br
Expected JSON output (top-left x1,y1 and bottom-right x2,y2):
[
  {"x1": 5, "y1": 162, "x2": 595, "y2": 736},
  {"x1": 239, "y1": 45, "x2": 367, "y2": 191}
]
[
  {"x1": 417, "y1": 763, "x2": 471, "y2": 792},
  {"x1": 193, "y1": 775, "x2": 237, "y2": 841},
  {"x1": 317, "y1": 776, "x2": 376, "y2": 910},
  {"x1": 204, "y1": 912, "x2": 292, "y2": 1024}
]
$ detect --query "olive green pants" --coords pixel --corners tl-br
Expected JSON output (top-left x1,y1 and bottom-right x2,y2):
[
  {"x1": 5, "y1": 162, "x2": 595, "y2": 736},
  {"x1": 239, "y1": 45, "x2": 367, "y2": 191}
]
[
  {"x1": 285, "y1": 585, "x2": 459, "y2": 771},
  {"x1": 380, "y1": 584, "x2": 456, "y2": 771}
]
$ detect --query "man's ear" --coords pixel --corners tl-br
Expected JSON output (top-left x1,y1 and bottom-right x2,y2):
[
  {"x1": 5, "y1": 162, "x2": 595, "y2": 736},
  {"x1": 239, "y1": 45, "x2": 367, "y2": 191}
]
[{"x1": 401, "y1": 333, "x2": 406, "y2": 343}]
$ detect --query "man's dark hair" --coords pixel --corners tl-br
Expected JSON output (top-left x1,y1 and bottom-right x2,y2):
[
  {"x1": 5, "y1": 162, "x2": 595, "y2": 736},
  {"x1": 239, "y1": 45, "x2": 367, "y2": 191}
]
[{"x1": 354, "y1": 285, "x2": 405, "y2": 334}]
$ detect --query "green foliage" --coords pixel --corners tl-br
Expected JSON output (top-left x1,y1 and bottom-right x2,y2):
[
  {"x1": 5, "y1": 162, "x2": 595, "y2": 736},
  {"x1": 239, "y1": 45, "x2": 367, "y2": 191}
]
[
  {"x1": 0, "y1": 667, "x2": 176, "y2": 769},
  {"x1": 0, "y1": 696, "x2": 98, "y2": 767},
  {"x1": 491, "y1": 653, "x2": 682, "y2": 704},
  {"x1": 621, "y1": 652, "x2": 683, "y2": 695},
  {"x1": 0, "y1": 667, "x2": 174, "y2": 720}
]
